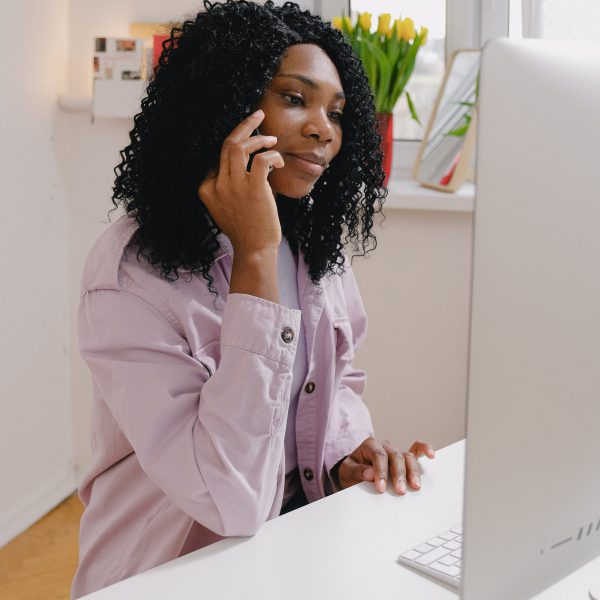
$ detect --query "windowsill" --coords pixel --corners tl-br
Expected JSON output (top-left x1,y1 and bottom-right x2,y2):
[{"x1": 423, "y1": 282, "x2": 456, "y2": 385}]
[{"x1": 384, "y1": 170, "x2": 475, "y2": 213}]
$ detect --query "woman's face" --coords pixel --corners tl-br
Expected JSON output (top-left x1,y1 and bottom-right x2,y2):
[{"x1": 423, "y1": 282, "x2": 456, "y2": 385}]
[{"x1": 255, "y1": 43, "x2": 345, "y2": 199}]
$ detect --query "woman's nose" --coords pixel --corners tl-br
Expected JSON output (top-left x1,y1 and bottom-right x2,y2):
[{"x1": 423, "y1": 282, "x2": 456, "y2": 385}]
[{"x1": 301, "y1": 108, "x2": 334, "y2": 143}]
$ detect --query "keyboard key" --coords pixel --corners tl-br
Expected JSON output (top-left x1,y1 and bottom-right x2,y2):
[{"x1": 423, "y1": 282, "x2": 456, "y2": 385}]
[
  {"x1": 450, "y1": 526, "x2": 463, "y2": 534},
  {"x1": 451, "y1": 549, "x2": 462, "y2": 559},
  {"x1": 439, "y1": 531, "x2": 457, "y2": 541},
  {"x1": 415, "y1": 547, "x2": 450, "y2": 566},
  {"x1": 456, "y1": 536, "x2": 463, "y2": 542},
  {"x1": 426, "y1": 536, "x2": 446, "y2": 547},
  {"x1": 456, "y1": 560, "x2": 462, "y2": 568},
  {"x1": 444, "y1": 540, "x2": 461, "y2": 551},
  {"x1": 429, "y1": 562, "x2": 461, "y2": 577},
  {"x1": 401, "y1": 549, "x2": 421, "y2": 560},
  {"x1": 438, "y1": 554, "x2": 458, "y2": 566},
  {"x1": 414, "y1": 543, "x2": 434, "y2": 554}
]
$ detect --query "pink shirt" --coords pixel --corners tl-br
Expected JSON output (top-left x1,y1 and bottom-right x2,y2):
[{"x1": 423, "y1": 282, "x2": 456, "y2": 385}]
[
  {"x1": 276, "y1": 237, "x2": 308, "y2": 506},
  {"x1": 72, "y1": 215, "x2": 374, "y2": 598}
]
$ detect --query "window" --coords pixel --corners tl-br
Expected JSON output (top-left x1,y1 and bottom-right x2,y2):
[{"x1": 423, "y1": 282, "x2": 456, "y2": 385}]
[
  {"x1": 516, "y1": 0, "x2": 600, "y2": 40},
  {"x1": 316, "y1": 0, "x2": 598, "y2": 171}
]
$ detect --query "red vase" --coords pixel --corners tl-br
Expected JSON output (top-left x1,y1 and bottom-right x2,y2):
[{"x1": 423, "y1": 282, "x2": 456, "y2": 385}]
[{"x1": 376, "y1": 112, "x2": 393, "y2": 186}]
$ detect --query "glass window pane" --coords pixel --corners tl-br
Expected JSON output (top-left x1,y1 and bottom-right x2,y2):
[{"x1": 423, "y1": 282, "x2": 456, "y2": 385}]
[
  {"x1": 509, "y1": 0, "x2": 523, "y2": 38},
  {"x1": 520, "y1": 0, "x2": 600, "y2": 41},
  {"x1": 350, "y1": 0, "x2": 446, "y2": 140}
]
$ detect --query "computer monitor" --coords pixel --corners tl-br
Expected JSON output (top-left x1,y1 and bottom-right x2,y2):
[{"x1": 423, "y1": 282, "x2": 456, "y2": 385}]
[{"x1": 461, "y1": 38, "x2": 600, "y2": 600}]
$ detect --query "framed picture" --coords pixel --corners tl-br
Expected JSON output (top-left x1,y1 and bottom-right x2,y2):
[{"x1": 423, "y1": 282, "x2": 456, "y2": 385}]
[{"x1": 412, "y1": 49, "x2": 481, "y2": 193}]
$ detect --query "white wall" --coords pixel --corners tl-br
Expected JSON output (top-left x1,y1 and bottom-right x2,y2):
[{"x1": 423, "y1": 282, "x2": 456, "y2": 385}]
[
  {"x1": 0, "y1": 0, "x2": 75, "y2": 546},
  {"x1": 353, "y1": 210, "x2": 472, "y2": 451}
]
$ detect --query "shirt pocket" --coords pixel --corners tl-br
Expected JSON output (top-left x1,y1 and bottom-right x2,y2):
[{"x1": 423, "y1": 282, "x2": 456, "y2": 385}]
[{"x1": 333, "y1": 318, "x2": 355, "y2": 362}]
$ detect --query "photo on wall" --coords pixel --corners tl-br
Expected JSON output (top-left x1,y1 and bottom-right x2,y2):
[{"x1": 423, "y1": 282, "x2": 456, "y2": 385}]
[{"x1": 93, "y1": 37, "x2": 143, "y2": 81}]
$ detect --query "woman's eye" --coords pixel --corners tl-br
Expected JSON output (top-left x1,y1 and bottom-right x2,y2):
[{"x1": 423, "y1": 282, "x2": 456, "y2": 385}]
[
  {"x1": 282, "y1": 94, "x2": 303, "y2": 105},
  {"x1": 282, "y1": 94, "x2": 343, "y2": 121}
]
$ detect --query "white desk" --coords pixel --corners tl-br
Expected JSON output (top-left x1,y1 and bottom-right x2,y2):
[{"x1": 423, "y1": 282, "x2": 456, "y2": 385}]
[{"x1": 82, "y1": 441, "x2": 600, "y2": 599}]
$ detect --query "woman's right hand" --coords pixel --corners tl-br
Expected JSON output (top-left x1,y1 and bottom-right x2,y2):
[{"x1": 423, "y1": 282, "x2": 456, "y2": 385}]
[{"x1": 198, "y1": 109, "x2": 285, "y2": 257}]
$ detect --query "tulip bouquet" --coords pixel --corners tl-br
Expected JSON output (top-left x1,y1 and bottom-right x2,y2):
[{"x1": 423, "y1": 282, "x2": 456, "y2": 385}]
[
  {"x1": 333, "y1": 12, "x2": 428, "y2": 184},
  {"x1": 333, "y1": 12, "x2": 428, "y2": 121}
]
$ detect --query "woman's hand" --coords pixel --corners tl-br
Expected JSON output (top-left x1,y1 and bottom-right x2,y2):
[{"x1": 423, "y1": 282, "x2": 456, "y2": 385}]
[
  {"x1": 336, "y1": 438, "x2": 435, "y2": 494},
  {"x1": 197, "y1": 109, "x2": 285, "y2": 257}
]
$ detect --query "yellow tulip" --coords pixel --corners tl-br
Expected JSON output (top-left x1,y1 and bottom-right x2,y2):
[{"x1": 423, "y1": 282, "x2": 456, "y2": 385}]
[
  {"x1": 393, "y1": 18, "x2": 403, "y2": 40},
  {"x1": 343, "y1": 15, "x2": 353, "y2": 32},
  {"x1": 377, "y1": 13, "x2": 392, "y2": 36},
  {"x1": 419, "y1": 26, "x2": 429, "y2": 45},
  {"x1": 358, "y1": 12, "x2": 372, "y2": 32},
  {"x1": 332, "y1": 16, "x2": 343, "y2": 30},
  {"x1": 401, "y1": 17, "x2": 416, "y2": 42}
]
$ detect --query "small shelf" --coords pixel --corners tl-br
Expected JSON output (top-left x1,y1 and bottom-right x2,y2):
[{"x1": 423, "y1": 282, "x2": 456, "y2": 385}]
[
  {"x1": 58, "y1": 95, "x2": 93, "y2": 113},
  {"x1": 59, "y1": 80, "x2": 146, "y2": 118},
  {"x1": 385, "y1": 173, "x2": 475, "y2": 213}
]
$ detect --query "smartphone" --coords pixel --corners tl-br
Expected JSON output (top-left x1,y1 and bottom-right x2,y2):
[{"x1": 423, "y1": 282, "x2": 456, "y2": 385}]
[{"x1": 246, "y1": 127, "x2": 268, "y2": 172}]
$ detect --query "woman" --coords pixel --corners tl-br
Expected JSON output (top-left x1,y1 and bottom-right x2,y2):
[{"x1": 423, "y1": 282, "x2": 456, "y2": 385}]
[{"x1": 72, "y1": 1, "x2": 434, "y2": 597}]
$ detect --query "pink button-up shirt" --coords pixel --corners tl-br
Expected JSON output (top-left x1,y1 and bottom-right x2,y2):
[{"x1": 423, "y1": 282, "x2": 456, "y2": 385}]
[{"x1": 72, "y1": 215, "x2": 374, "y2": 598}]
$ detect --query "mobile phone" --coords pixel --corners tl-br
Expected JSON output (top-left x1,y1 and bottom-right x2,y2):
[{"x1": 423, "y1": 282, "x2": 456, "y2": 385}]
[{"x1": 246, "y1": 127, "x2": 268, "y2": 172}]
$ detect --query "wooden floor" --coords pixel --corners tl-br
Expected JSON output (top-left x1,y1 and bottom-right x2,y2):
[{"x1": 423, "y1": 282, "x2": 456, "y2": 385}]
[{"x1": 0, "y1": 494, "x2": 83, "y2": 600}]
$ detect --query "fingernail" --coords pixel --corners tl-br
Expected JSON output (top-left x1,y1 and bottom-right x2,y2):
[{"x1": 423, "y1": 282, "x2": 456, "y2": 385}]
[
  {"x1": 412, "y1": 477, "x2": 421, "y2": 489},
  {"x1": 378, "y1": 478, "x2": 386, "y2": 492},
  {"x1": 253, "y1": 109, "x2": 264, "y2": 117},
  {"x1": 397, "y1": 481, "x2": 407, "y2": 494}
]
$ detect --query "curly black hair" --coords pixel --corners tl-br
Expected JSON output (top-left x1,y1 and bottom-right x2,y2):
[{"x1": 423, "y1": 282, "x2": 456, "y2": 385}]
[{"x1": 111, "y1": 0, "x2": 387, "y2": 293}]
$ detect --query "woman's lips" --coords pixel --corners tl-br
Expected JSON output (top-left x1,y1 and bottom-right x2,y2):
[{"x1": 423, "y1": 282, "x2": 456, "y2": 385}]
[{"x1": 285, "y1": 153, "x2": 325, "y2": 176}]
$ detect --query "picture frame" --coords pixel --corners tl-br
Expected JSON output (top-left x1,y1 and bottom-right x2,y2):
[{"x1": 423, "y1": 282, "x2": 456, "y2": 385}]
[{"x1": 412, "y1": 49, "x2": 481, "y2": 193}]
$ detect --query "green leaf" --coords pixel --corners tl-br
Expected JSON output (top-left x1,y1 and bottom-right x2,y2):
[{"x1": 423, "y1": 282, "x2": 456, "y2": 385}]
[
  {"x1": 386, "y1": 35, "x2": 402, "y2": 69},
  {"x1": 351, "y1": 21, "x2": 360, "y2": 44},
  {"x1": 357, "y1": 35, "x2": 378, "y2": 93},
  {"x1": 387, "y1": 36, "x2": 422, "y2": 111},
  {"x1": 446, "y1": 124, "x2": 470, "y2": 137},
  {"x1": 446, "y1": 114, "x2": 472, "y2": 137},
  {"x1": 364, "y1": 38, "x2": 392, "y2": 112},
  {"x1": 405, "y1": 91, "x2": 421, "y2": 125},
  {"x1": 341, "y1": 17, "x2": 352, "y2": 37}
]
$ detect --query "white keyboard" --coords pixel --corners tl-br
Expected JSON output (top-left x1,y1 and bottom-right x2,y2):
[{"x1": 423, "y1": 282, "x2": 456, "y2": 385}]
[{"x1": 397, "y1": 524, "x2": 463, "y2": 588}]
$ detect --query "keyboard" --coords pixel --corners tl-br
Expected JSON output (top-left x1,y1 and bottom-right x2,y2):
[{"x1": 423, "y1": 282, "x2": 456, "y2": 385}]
[{"x1": 397, "y1": 524, "x2": 463, "y2": 588}]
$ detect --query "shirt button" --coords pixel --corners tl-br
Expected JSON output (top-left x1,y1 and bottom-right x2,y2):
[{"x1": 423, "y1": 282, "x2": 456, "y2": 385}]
[
  {"x1": 304, "y1": 381, "x2": 315, "y2": 394},
  {"x1": 281, "y1": 327, "x2": 294, "y2": 344},
  {"x1": 303, "y1": 468, "x2": 314, "y2": 481}
]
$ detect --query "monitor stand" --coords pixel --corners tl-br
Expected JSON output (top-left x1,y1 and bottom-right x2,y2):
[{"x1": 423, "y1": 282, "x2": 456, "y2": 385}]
[{"x1": 590, "y1": 581, "x2": 600, "y2": 600}]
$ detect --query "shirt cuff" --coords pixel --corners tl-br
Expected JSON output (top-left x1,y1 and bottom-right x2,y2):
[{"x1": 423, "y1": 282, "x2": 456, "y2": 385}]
[{"x1": 221, "y1": 293, "x2": 302, "y2": 367}]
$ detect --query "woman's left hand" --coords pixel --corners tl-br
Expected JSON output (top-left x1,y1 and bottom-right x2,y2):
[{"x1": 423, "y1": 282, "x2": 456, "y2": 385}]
[{"x1": 336, "y1": 438, "x2": 435, "y2": 494}]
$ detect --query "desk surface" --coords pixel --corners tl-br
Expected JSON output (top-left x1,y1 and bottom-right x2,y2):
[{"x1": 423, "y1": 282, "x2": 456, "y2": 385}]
[{"x1": 82, "y1": 441, "x2": 599, "y2": 599}]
